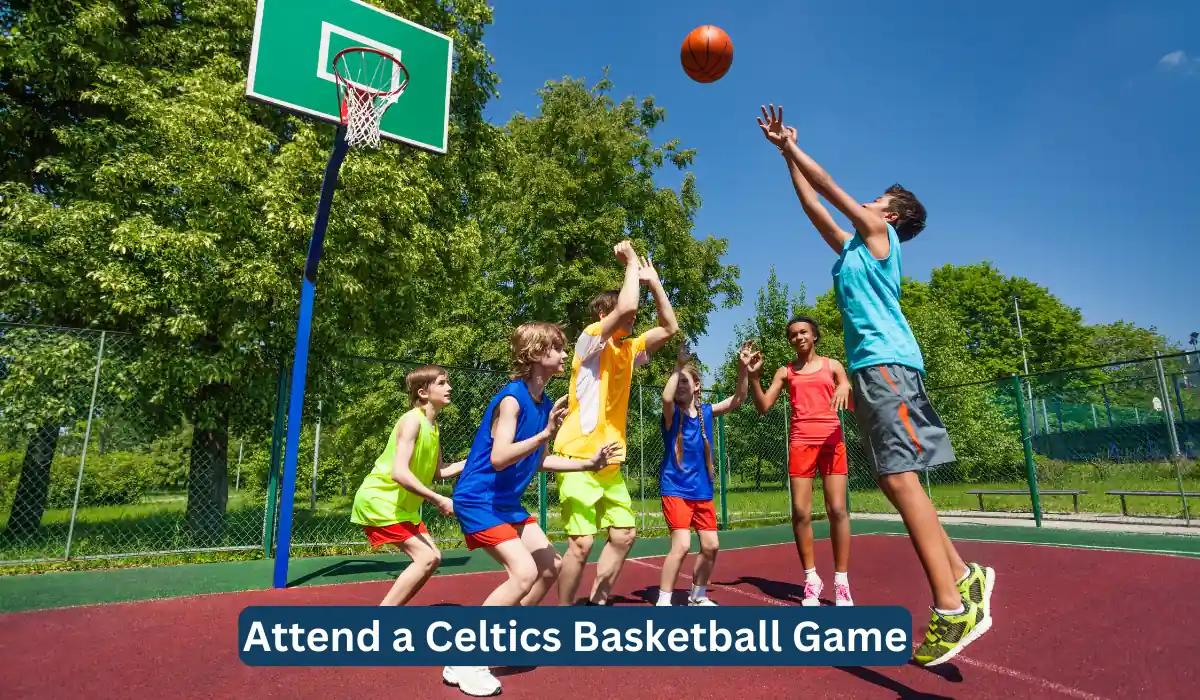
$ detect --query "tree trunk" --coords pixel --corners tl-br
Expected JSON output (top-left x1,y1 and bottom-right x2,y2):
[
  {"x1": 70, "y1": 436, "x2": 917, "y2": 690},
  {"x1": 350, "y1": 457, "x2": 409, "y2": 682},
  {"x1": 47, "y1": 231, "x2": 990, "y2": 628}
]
[
  {"x1": 185, "y1": 382, "x2": 231, "y2": 546},
  {"x1": 5, "y1": 424, "x2": 60, "y2": 540}
]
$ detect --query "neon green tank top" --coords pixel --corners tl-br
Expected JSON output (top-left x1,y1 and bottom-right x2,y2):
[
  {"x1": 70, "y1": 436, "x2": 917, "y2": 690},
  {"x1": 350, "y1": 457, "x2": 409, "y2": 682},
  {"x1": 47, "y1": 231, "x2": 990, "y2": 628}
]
[{"x1": 350, "y1": 408, "x2": 440, "y2": 527}]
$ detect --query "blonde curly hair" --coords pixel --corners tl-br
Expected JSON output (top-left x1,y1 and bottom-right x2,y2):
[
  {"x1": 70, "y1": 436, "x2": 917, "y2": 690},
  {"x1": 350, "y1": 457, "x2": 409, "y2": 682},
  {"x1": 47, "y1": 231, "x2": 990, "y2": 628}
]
[{"x1": 510, "y1": 322, "x2": 567, "y2": 379}]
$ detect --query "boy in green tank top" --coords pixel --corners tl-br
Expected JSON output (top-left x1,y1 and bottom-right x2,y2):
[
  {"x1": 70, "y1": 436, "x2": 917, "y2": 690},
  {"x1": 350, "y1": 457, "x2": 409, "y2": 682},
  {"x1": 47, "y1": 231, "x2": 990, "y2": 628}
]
[{"x1": 350, "y1": 365, "x2": 465, "y2": 606}]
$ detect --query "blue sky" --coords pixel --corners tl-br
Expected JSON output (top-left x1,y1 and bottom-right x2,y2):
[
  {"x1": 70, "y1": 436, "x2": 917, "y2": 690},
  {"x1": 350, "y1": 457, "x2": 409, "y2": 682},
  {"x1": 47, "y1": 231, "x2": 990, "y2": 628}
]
[{"x1": 478, "y1": 0, "x2": 1200, "y2": 370}]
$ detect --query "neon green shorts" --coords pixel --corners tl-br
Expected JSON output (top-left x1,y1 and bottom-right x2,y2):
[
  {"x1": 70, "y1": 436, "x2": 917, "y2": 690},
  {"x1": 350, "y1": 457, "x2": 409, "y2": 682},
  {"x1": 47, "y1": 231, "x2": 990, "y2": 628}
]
[{"x1": 557, "y1": 465, "x2": 636, "y2": 537}]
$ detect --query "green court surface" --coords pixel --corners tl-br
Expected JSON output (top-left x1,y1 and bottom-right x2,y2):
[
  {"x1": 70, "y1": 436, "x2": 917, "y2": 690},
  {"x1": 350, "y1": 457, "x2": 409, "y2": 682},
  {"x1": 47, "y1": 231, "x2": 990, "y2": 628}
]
[{"x1": 1, "y1": 519, "x2": 1198, "y2": 615}]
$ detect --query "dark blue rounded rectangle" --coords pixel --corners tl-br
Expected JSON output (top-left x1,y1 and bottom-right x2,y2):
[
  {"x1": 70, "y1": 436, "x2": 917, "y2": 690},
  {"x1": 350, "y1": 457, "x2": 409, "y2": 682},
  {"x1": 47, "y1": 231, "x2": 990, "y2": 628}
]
[{"x1": 238, "y1": 605, "x2": 913, "y2": 667}]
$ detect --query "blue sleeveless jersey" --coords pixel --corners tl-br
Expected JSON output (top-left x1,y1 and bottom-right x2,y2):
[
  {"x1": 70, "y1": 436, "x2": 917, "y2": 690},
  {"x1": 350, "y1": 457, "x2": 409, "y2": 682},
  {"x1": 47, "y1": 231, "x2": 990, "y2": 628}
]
[
  {"x1": 832, "y1": 224, "x2": 925, "y2": 374},
  {"x1": 659, "y1": 403, "x2": 715, "y2": 501},
  {"x1": 452, "y1": 379, "x2": 552, "y2": 535}
]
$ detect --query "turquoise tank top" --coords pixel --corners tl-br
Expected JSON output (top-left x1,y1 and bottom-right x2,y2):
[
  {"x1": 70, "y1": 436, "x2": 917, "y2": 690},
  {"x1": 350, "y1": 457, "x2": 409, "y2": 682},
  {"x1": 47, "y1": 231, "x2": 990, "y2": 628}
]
[{"x1": 831, "y1": 224, "x2": 925, "y2": 374}]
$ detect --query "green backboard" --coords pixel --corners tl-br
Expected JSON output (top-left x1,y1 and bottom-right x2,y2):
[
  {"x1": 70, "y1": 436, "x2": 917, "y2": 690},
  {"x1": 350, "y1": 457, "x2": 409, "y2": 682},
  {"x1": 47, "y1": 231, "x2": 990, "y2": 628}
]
[{"x1": 246, "y1": 0, "x2": 453, "y2": 153}]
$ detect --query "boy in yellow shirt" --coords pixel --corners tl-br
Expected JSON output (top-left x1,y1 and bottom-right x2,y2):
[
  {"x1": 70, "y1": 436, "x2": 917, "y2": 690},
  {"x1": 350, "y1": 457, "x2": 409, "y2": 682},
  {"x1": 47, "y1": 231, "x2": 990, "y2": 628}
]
[{"x1": 554, "y1": 240, "x2": 679, "y2": 605}]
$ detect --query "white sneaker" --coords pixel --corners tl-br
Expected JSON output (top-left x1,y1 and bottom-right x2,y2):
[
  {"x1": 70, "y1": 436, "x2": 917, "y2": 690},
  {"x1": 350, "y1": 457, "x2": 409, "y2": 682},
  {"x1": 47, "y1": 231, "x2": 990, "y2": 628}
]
[
  {"x1": 835, "y1": 581, "x2": 854, "y2": 606},
  {"x1": 443, "y1": 666, "x2": 502, "y2": 697},
  {"x1": 688, "y1": 596, "x2": 718, "y2": 606},
  {"x1": 802, "y1": 578, "x2": 823, "y2": 607}
]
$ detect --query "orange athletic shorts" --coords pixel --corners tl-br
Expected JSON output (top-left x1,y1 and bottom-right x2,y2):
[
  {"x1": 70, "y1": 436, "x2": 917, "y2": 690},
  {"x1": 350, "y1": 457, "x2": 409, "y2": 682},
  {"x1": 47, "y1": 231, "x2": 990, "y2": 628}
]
[
  {"x1": 362, "y1": 521, "x2": 429, "y2": 547},
  {"x1": 788, "y1": 442, "x2": 848, "y2": 478},
  {"x1": 661, "y1": 496, "x2": 718, "y2": 532},
  {"x1": 463, "y1": 515, "x2": 539, "y2": 551}
]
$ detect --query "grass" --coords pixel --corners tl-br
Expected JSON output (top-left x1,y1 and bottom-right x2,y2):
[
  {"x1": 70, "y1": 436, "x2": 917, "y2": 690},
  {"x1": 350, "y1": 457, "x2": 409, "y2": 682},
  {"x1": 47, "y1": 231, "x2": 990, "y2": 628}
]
[{"x1": 2, "y1": 459, "x2": 1197, "y2": 574}]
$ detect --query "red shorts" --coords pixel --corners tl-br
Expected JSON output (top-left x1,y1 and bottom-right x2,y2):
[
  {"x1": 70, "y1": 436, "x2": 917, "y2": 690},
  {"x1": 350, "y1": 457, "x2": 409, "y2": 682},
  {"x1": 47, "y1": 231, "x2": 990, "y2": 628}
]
[
  {"x1": 788, "y1": 442, "x2": 848, "y2": 478},
  {"x1": 661, "y1": 496, "x2": 718, "y2": 532},
  {"x1": 362, "y1": 521, "x2": 428, "y2": 547},
  {"x1": 463, "y1": 515, "x2": 539, "y2": 551}
]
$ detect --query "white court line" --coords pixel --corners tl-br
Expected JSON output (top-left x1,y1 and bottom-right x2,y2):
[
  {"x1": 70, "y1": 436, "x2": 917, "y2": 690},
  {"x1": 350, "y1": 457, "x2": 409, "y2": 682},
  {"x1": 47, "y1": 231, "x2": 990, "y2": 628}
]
[{"x1": 629, "y1": 556, "x2": 1112, "y2": 700}]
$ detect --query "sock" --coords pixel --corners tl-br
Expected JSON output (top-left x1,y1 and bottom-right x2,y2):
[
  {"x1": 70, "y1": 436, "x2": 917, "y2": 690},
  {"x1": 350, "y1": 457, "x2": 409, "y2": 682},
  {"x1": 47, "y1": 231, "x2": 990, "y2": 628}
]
[
  {"x1": 690, "y1": 585, "x2": 706, "y2": 600},
  {"x1": 657, "y1": 589, "x2": 673, "y2": 605},
  {"x1": 956, "y1": 565, "x2": 971, "y2": 584},
  {"x1": 805, "y1": 568, "x2": 820, "y2": 584},
  {"x1": 934, "y1": 605, "x2": 965, "y2": 616},
  {"x1": 834, "y1": 571, "x2": 849, "y2": 586}
]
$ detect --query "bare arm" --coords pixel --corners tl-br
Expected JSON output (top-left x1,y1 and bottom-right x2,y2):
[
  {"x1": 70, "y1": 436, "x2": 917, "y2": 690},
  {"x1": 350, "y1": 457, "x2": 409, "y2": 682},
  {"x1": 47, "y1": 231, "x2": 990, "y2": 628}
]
[
  {"x1": 759, "y1": 105, "x2": 888, "y2": 258},
  {"x1": 712, "y1": 344, "x2": 753, "y2": 417},
  {"x1": 661, "y1": 359, "x2": 684, "y2": 431},
  {"x1": 594, "y1": 241, "x2": 642, "y2": 348},
  {"x1": 638, "y1": 257, "x2": 679, "y2": 356},
  {"x1": 828, "y1": 358, "x2": 852, "y2": 413},
  {"x1": 436, "y1": 454, "x2": 466, "y2": 480},
  {"x1": 390, "y1": 416, "x2": 448, "y2": 505},
  {"x1": 750, "y1": 366, "x2": 789, "y2": 416},
  {"x1": 780, "y1": 130, "x2": 851, "y2": 255},
  {"x1": 489, "y1": 396, "x2": 559, "y2": 471}
]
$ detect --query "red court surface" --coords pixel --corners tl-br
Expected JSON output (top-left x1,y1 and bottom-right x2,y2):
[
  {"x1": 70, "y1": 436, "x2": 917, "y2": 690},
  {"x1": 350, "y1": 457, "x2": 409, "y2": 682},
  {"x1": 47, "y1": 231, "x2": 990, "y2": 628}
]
[{"x1": 1, "y1": 534, "x2": 1197, "y2": 699}]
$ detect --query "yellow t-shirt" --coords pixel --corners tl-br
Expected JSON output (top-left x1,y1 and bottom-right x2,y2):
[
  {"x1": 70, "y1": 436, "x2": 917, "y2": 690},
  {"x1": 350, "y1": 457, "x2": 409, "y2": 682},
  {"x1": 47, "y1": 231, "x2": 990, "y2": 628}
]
[{"x1": 553, "y1": 322, "x2": 650, "y2": 463}]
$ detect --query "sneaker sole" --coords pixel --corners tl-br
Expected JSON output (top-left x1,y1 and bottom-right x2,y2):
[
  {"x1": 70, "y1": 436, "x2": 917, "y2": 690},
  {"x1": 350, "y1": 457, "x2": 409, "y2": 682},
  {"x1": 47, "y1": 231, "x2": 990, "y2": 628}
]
[{"x1": 442, "y1": 669, "x2": 503, "y2": 697}]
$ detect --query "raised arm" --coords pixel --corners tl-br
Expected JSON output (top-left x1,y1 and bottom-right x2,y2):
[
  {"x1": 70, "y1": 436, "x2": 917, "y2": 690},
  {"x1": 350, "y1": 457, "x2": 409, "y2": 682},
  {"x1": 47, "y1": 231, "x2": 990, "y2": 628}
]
[
  {"x1": 390, "y1": 415, "x2": 452, "y2": 514},
  {"x1": 712, "y1": 342, "x2": 754, "y2": 417},
  {"x1": 758, "y1": 105, "x2": 889, "y2": 258},
  {"x1": 661, "y1": 340, "x2": 692, "y2": 430},
  {"x1": 637, "y1": 256, "x2": 679, "y2": 356},
  {"x1": 749, "y1": 359, "x2": 789, "y2": 416},
  {"x1": 594, "y1": 241, "x2": 642, "y2": 348},
  {"x1": 780, "y1": 128, "x2": 851, "y2": 255}
]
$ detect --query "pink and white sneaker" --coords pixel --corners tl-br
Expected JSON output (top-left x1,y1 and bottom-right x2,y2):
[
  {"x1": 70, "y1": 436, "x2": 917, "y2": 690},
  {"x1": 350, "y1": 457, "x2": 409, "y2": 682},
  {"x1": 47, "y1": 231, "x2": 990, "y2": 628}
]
[
  {"x1": 835, "y1": 581, "x2": 854, "y2": 606},
  {"x1": 802, "y1": 578, "x2": 824, "y2": 606}
]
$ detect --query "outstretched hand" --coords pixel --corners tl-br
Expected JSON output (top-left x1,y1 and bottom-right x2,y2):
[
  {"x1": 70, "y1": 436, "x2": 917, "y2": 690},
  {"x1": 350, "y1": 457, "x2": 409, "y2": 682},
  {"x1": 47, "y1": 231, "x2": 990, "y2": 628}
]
[
  {"x1": 757, "y1": 104, "x2": 788, "y2": 148},
  {"x1": 589, "y1": 441, "x2": 624, "y2": 470},
  {"x1": 543, "y1": 395, "x2": 570, "y2": 440},
  {"x1": 637, "y1": 255, "x2": 660, "y2": 286}
]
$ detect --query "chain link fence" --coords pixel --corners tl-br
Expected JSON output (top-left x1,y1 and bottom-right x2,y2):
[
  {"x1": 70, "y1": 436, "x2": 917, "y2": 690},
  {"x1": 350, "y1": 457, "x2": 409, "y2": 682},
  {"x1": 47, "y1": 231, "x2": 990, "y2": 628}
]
[{"x1": 4, "y1": 322, "x2": 1197, "y2": 568}]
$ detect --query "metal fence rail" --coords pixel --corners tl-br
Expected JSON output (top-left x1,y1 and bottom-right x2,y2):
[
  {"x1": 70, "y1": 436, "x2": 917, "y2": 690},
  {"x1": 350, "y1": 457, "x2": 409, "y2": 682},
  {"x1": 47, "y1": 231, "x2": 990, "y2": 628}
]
[{"x1": 3, "y1": 322, "x2": 1197, "y2": 568}]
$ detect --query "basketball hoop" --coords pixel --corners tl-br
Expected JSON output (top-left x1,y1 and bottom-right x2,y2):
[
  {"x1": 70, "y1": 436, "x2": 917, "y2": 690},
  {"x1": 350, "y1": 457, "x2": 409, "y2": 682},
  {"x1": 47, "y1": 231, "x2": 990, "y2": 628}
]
[{"x1": 332, "y1": 47, "x2": 409, "y2": 149}]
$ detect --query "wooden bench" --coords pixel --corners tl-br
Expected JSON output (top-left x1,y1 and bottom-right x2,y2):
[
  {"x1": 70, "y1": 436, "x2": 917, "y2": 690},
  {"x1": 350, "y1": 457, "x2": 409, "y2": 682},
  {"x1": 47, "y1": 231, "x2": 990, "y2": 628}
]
[
  {"x1": 1105, "y1": 490, "x2": 1200, "y2": 516},
  {"x1": 967, "y1": 489, "x2": 1088, "y2": 513}
]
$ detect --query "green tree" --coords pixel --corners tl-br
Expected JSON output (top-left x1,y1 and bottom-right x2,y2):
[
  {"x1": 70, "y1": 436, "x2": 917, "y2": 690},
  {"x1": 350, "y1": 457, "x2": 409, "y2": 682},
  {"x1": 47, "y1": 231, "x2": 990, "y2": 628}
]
[
  {"x1": 929, "y1": 262, "x2": 1095, "y2": 379},
  {"x1": 0, "y1": 0, "x2": 498, "y2": 543}
]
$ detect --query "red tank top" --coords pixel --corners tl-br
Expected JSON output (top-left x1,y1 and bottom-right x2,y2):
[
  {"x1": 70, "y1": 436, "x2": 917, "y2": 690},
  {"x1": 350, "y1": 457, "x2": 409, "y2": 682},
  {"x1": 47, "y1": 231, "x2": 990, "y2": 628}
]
[{"x1": 787, "y1": 358, "x2": 844, "y2": 445}]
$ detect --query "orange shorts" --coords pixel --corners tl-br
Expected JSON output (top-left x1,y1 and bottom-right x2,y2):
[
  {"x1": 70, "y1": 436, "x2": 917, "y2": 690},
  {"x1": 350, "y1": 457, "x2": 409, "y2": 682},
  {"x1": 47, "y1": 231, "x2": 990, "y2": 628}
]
[
  {"x1": 362, "y1": 521, "x2": 429, "y2": 547},
  {"x1": 463, "y1": 515, "x2": 539, "y2": 551},
  {"x1": 661, "y1": 496, "x2": 718, "y2": 532},
  {"x1": 788, "y1": 442, "x2": 848, "y2": 478}
]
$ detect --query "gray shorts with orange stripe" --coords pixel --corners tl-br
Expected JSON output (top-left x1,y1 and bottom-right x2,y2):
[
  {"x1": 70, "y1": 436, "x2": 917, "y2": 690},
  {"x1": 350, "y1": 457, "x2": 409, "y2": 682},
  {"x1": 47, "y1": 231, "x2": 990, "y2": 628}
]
[{"x1": 850, "y1": 364, "x2": 956, "y2": 476}]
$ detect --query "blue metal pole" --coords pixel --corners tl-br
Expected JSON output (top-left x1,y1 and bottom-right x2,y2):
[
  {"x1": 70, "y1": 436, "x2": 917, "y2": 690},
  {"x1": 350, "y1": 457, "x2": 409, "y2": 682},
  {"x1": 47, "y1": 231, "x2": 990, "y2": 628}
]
[{"x1": 273, "y1": 126, "x2": 350, "y2": 589}]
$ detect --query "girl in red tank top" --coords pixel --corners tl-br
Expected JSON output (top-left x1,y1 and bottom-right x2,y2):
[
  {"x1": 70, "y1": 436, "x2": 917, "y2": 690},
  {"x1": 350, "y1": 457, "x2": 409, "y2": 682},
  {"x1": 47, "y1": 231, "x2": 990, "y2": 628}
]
[{"x1": 747, "y1": 315, "x2": 854, "y2": 607}]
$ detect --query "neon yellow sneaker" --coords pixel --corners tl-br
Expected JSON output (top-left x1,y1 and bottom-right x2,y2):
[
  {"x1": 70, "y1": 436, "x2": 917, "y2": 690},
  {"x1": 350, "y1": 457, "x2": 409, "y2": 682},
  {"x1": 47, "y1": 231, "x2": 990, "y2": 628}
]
[
  {"x1": 957, "y1": 563, "x2": 995, "y2": 635},
  {"x1": 912, "y1": 600, "x2": 984, "y2": 667}
]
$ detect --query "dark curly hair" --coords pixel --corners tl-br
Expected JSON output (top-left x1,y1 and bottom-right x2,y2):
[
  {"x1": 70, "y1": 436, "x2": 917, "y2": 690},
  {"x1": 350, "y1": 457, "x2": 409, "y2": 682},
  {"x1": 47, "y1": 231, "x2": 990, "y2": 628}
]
[{"x1": 884, "y1": 184, "x2": 927, "y2": 241}]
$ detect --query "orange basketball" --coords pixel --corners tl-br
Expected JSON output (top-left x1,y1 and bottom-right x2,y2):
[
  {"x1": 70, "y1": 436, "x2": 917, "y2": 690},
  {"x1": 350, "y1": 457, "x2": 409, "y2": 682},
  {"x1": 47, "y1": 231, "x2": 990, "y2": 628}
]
[{"x1": 681, "y1": 25, "x2": 733, "y2": 83}]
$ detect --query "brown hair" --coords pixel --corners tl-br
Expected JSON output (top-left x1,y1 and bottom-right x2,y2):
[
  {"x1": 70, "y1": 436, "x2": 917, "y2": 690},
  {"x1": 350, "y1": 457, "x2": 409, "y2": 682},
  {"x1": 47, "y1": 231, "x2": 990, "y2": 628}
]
[
  {"x1": 510, "y1": 322, "x2": 567, "y2": 379},
  {"x1": 405, "y1": 365, "x2": 447, "y2": 406},
  {"x1": 884, "y1": 183, "x2": 927, "y2": 242},
  {"x1": 674, "y1": 364, "x2": 713, "y2": 476},
  {"x1": 589, "y1": 290, "x2": 620, "y2": 320}
]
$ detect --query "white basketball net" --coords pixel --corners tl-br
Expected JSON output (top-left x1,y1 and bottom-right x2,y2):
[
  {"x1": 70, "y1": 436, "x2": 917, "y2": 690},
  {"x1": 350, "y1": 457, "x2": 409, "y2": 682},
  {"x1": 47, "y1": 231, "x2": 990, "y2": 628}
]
[
  {"x1": 333, "y1": 48, "x2": 407, "y2": 150},
  {"x1": 342, "y1": 87, "x2": 393, "y2": 149}
]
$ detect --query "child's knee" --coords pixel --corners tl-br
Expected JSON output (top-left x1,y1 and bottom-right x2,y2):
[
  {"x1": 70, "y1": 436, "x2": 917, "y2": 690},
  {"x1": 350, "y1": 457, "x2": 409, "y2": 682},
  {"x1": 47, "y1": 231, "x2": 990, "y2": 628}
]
[
  {"x1": 513, "y1": 560, "x2": 539, "y2": 593},
  {"x1": 567, "y1": 535, "x2": 594, "y2": 559},
  {"x1": 608, "y1": 527, "x2": 636, "y2": 551},
  {"x1": 791, "y1": 506, "x2": 812, "y2": 526},
  {"x1": 669, "y1": 533, "x2": 691, "y2": 555},
  {"x1": 539, "y1": 552, "x2": 564, "y2": 580},
  {"x1": 411, "y1": 546, "x2": 441, "y2": 572},
  {"x1": 699, "y1": 535, "x2": 719, "y2": 558},
  {"x1": 825, "y1": 502, "x2": 848, "y2": 522}
]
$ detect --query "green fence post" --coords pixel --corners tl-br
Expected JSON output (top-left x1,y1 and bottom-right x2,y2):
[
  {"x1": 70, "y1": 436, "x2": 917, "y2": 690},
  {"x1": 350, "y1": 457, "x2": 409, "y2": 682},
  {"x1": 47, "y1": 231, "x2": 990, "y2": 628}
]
[
  {"x1": 717, "y1": 394, "x2": 729, "y2": 530},
  {"x1": 262, "y1": 363, "x2": 289, "y2": 556},
  {"x1": 1012, "y1": 374, "x2": 1043, "y2": 527},
  {"x1": 538, "y1": 472, "x2": 548, "y2": 531}
]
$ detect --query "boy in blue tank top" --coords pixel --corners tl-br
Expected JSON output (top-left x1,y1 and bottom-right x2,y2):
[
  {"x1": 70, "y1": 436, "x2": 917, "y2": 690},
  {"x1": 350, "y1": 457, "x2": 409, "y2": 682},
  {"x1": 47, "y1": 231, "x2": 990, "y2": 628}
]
[
  {"x1": 655, "y1": 340, "x2": 751, "y2": 607},
  {"x1": 757, "y1": 105, "x2": 994, "y2": 668},
  {"x1": 443, "y1": 322, "x2": 620, "y2": 698}
]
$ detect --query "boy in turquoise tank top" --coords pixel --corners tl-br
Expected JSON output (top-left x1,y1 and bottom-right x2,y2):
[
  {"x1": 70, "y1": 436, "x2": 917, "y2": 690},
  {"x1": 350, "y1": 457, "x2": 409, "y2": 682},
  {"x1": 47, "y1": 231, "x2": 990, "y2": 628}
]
[
  {"x1": 350, "y1": 365, "x2": 465, "y2": 607},
  {"x1": 757, "y1": 105, "x2": 994, "y2": 668}
]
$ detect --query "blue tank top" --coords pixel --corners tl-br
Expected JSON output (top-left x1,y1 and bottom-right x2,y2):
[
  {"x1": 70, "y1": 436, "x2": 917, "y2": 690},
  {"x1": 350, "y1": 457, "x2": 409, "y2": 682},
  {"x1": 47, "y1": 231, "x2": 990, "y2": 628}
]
[
  {"x1": 659, "y1": 404, "x2": 715, "y2": 501},
  {"x1": 832, "y1": 224, "x2": 925, "y2": 374},
  {"x1": 452, "y1": 379, "x2": 551, "y2": 530}
]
